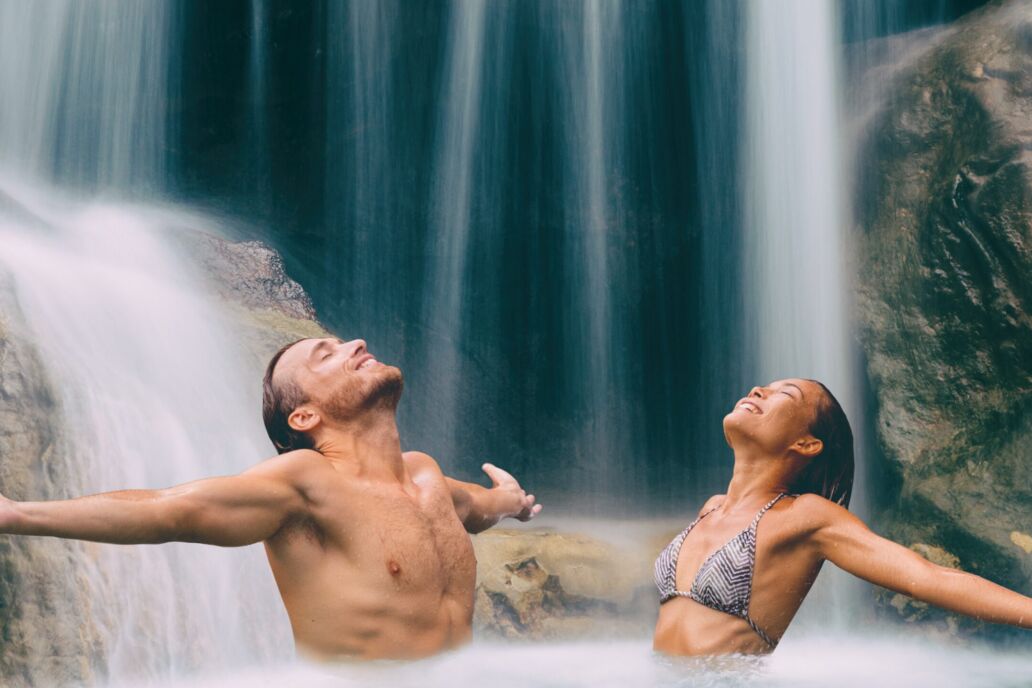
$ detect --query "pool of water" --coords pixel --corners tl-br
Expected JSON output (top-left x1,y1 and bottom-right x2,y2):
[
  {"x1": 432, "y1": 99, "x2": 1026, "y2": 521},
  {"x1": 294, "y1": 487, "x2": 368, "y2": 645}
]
[{"x1": 126, "y1": 634, "x2": 1032, "y2": 688}]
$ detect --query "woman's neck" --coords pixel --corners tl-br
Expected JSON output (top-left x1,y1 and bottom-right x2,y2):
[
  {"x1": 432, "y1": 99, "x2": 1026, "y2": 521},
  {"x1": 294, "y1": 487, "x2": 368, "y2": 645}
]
[{"x1": 721, "y1": 448, "x2": 792, "y2": 512}]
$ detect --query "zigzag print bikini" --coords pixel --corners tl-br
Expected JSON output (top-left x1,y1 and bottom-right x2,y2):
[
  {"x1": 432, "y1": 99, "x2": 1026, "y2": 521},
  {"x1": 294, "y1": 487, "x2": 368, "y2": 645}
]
[{"x1": 654, "y1": 493, "x2": 790, "y2": 649}]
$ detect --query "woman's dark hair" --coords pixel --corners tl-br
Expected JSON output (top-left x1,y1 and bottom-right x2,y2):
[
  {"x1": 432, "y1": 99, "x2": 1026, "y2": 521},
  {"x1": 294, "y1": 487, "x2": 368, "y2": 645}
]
[
  {"x1": 790, "y1": 380, "x2": 854, "y2": 508},
  {"x1": 262, "y1": 339, "x2": 316, "y2": 454}
]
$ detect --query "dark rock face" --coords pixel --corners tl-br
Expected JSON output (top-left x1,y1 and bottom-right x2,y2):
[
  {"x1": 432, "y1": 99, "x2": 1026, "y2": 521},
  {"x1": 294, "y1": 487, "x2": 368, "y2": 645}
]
[{"x1": 856, "y1": 0, "x2": 1032, "y2": 635}]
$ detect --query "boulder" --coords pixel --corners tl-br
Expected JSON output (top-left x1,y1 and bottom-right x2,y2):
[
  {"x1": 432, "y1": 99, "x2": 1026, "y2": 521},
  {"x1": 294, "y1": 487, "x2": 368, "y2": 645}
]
[
  {"x1": 855, "y1": 0, "x2": 1032, "y2": 635},
  {"x1": 0, "y1": 279, "x2": 98, "y2": 685},
  {"x1": 471, "y1": 527, "x2": 659, "y2": 639},
  {"x1": 170, "y1": 231, "x2": 329, "y2": 365}
]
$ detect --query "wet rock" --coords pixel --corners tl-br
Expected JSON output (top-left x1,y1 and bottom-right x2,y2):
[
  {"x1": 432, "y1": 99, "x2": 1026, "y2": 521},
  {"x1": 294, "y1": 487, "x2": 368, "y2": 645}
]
[
  {"x1": 856, "y1": 0, "x2": 1032, "y2": 637},
  {"x1": 171, "y1": 230, "x2": 329, "y2": 365},
  {"x1": 471, "y1": 528, "x2": 657, "y2": 639},
  {"x1": 0, "y1": 279, "x2": 101, "y2": 686}
]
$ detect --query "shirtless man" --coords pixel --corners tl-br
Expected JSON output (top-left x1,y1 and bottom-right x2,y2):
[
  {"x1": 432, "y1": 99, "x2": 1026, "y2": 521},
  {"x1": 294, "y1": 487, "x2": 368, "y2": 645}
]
[{"x1": 0, "y1": 337, "x2": 541, "y2": 660}]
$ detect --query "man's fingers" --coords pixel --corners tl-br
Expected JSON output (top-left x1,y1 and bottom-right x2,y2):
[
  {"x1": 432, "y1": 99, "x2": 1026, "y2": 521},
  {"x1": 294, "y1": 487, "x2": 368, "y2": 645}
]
[
  {"x1": 518, "y1": 503, "x2": 543, "y2": 521},
  {"x1": 482, "y1": 462, "x2": 517, "y2": 487}
]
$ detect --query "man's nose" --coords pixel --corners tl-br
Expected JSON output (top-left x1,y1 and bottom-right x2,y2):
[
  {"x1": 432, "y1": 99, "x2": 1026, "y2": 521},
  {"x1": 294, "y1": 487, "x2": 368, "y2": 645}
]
[{"x1": 346, "y1": 339, "x2": 367, "y2": 356}]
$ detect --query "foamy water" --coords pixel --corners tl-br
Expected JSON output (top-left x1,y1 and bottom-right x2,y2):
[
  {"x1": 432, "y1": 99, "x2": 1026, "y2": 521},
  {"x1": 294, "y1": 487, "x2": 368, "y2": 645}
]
[{"x1": 120, "y1": 634, "x2": 1032, "y2": 688}]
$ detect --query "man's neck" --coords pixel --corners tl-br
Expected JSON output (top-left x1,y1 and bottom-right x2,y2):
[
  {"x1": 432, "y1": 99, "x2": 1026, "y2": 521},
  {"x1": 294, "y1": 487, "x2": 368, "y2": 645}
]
[{"x1": 315, "y1": 408, "x2": 405, "y2": 482}]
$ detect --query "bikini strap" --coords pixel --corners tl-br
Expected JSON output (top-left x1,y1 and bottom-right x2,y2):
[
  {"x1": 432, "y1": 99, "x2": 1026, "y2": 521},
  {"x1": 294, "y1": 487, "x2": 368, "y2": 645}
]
[{"x1": 748, "y1": 492, "x2": 787, "y2": 530}]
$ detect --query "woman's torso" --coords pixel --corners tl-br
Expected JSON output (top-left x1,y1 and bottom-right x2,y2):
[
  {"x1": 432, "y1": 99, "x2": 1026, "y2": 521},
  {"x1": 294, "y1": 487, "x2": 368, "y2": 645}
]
[{"x1": 653, "y1": 493, "x2": 824, "y2": 655}]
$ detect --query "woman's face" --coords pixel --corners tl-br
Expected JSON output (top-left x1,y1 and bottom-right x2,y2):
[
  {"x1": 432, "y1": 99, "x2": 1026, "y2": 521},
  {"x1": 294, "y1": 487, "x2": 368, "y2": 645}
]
[{"x1": 722, "y1": 378, "x2": 823, "y2": 455}]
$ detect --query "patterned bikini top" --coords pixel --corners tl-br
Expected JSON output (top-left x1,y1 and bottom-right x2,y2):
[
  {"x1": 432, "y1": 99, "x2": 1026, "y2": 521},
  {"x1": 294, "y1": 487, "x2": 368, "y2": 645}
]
[{"x1": 654, "y1": 493, "x2": 790, "y2": 648}]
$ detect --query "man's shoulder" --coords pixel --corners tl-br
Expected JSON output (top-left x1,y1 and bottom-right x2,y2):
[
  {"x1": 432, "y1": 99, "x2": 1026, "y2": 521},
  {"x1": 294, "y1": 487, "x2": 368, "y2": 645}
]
[
  {"x1": 249, "y1": 449, "x2": 332, "y2": 483},
  {"x1": 402, "y1": 450, "x2": 444, "y2": 476}
]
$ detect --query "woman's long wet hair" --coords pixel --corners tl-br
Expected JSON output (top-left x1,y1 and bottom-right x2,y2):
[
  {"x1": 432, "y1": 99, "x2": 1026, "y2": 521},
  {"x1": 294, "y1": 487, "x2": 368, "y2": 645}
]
[{"x1": 790, "y1": 381, "x2": 854, "y2": 508}]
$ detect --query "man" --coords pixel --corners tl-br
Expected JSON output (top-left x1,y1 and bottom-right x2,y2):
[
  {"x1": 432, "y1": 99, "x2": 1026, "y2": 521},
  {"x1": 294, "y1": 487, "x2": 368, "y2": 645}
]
[{"x1": 0, "y1": 337, "x2": 541, "y2": 660}]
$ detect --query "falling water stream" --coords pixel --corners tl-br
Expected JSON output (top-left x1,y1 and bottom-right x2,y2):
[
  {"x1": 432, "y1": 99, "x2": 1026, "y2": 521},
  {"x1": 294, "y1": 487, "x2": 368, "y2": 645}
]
[
  {"x1": 742, "y1": 0, "x2": 864, "y2": 627},
  {"x1": 0, "y1": 1, "x2": 289, "y2": 683},
  {"x1": 0, "y1": 183, "x2": 292, "y2": 682},
  {"x1": 0, "y1": 0, "x2": 1027, "y2": 685}
]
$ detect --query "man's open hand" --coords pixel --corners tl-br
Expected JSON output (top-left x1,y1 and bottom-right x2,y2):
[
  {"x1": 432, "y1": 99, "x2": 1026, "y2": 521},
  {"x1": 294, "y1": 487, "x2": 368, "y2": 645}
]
[{"x1": 481, "y1": 463, "x2": 542, "y2": 522}]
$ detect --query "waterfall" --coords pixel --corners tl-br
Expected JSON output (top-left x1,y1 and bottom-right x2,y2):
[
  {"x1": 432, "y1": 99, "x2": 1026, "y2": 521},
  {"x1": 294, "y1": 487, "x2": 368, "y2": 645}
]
[
  {"x1": 248, "y1": 0, "x2": 271, "y2": 212},
  {"x1": 0, "y1": 1, "x2": 171, "y2": 193},
  {"x1": 0, "y1": 183, "x2": 291, "y2": 682},
  {"x1": 0, "y1": 1, "x2": 290, "y2": 682},
  {"x1": 559, "y1": 1, "x2": 627, "y2": 502},
  {"x1": 420, "y1": 0, "x2": 489, "y2": 465},
  {"x1": 742, "y1": 0, "x2": 865, "y2": 628}
]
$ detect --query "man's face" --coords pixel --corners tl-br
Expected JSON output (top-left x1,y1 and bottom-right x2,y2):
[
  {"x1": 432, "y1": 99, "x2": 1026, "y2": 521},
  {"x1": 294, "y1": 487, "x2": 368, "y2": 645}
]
[{"x1": 275, "y1": 337, "x2": 403, "y2": 423}]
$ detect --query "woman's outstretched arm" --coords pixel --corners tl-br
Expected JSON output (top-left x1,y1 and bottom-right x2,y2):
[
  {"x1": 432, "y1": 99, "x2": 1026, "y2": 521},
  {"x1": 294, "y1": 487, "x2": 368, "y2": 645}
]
[{"x1": 804, "y1": 494, "x2": 1032, "y2": 629}]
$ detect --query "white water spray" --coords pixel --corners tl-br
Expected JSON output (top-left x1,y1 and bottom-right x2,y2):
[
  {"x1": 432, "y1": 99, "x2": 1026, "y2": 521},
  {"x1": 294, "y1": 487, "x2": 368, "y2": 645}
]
[
  {"x1": 0, "y1": 183, "x2": 292, "y2": 682},
  {"x1": 0, "y1": 1, "x2": 292, "y2": 681}
]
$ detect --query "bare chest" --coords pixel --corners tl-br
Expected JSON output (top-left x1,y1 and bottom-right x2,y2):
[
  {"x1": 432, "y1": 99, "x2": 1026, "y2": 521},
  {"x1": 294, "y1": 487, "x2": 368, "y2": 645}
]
[{"x1": 312, "y1": 477, "x2": 476, "y2": 594}]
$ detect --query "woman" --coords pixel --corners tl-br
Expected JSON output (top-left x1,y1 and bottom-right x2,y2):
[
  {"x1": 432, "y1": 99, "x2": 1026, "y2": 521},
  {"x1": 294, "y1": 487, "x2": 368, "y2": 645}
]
[{"x1": 653, "y1": 379, "x2": 1032, "y2": 655}]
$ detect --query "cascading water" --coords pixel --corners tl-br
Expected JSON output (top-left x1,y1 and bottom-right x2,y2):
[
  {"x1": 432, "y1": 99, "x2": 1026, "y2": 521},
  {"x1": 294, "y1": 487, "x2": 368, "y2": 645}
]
[
  {"x1": 2, "y1": 1, "x2": 1026, "y2": 684},
  {"x1": 743, "y1": 0, "x2": 853, "y2": 403},
  {"x1": 0, "y1": 1, "x2": 170, "y2": 192},
  {"x1": 248, "y1": 0, "x2": 271, "y2": 212},
  {"x1": 421, "y1": 0, "x2": 489, "y2": 467},
  {"x1": 742, "y1": 0, "x2": 864, "y2": 628},
  {"x1": 0, "y1": 186, "x2": 291, "y2": 682},
  {"x1": 0, "y1": 1, "x2": 290, "y2": 683},
  {"x1": 552, "y1": 0, "x2": 630, "y2": 504}
]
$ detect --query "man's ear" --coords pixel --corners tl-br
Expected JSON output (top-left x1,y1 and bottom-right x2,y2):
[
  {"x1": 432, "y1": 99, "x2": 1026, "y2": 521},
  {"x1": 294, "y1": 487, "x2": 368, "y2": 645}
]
[
  {"x1": 288, "y1": 406, "x2": 321, "y2": 434},
  {"x1": 792, "y1": 435, "x2": 823, "y2": 458}
]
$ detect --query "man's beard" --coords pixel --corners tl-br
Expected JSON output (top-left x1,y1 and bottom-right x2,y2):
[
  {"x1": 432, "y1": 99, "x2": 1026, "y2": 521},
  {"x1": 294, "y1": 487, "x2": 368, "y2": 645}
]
[{"x1": 323, "y1": 366, "x2": 404, "y2": 421}]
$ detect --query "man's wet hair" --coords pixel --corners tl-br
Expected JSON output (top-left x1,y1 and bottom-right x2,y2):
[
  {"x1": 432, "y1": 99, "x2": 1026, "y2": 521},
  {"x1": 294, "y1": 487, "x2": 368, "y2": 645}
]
[
  {"x1": 789, "y1": 380, "x2": 854, "y2": 508},
  {"x1": 262, "y1": 339, "x2": 316, "y2": 454}
]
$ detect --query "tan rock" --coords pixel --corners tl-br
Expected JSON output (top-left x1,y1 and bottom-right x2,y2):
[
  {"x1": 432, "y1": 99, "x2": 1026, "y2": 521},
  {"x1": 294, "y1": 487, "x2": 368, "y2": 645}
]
[
  {"x1": 472, "y1": 527, "x2": 658, "y2": 639},
  {"x1": 909, "y1": 543, "x2": 961, "y2": 569},
  {"x1": 1009, "y1": 531, "x2": 1032, "y2": 554}
]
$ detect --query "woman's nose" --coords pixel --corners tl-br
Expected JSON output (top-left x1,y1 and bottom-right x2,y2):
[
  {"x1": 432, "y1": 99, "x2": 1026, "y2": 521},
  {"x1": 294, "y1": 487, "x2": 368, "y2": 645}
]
[{"x1": 749, "y1": 386, "x2": 764, "y2": 398}]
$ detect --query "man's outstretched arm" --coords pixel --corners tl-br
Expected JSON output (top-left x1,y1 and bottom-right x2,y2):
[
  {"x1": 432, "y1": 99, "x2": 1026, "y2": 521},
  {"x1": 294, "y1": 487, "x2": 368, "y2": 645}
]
[
  {"x1": 446, "y1": 463, "x2": 542, "y2": 534},
  {"x1": 0, "y1": 454, "x2": 309, "y2": 547}
]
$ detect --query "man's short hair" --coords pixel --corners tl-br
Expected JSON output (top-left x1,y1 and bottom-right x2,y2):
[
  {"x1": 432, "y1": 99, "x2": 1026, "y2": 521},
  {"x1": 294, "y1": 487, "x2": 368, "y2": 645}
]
[{"x1": 262, "y1": 339, "x2": 315, "y2": 454}]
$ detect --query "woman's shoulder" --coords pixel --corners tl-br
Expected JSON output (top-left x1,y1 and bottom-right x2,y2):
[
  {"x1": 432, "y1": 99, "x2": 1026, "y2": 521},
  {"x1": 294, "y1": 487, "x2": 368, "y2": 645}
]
[
  {"x1": 780, "y1": 493, "x2": 854, "y2": 535},
  {"x1": 788, "y1": 492, "x2": 849, "y2": 514},
  {"x1": 698, "y1": 493, "x2": 726, "y2": 517}
]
